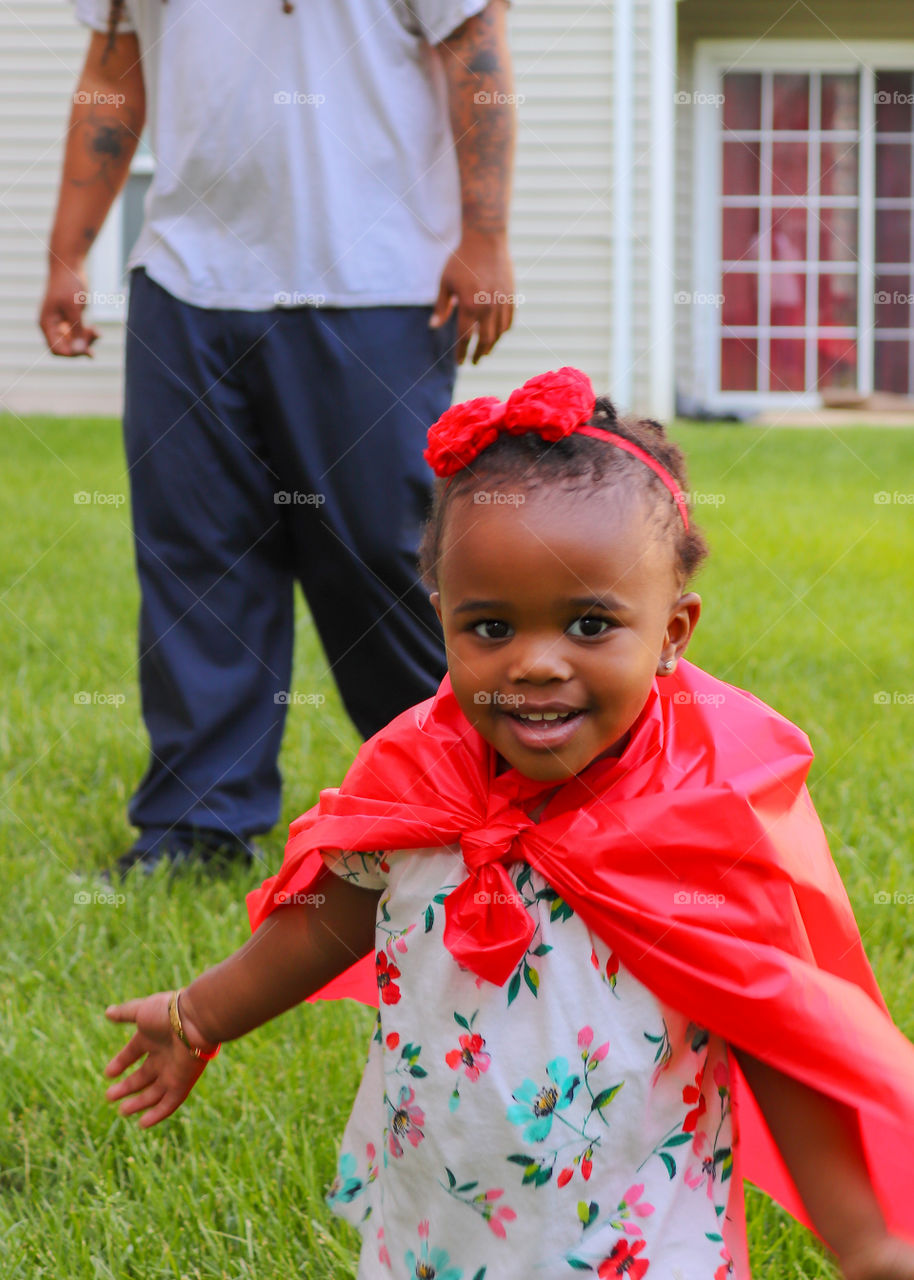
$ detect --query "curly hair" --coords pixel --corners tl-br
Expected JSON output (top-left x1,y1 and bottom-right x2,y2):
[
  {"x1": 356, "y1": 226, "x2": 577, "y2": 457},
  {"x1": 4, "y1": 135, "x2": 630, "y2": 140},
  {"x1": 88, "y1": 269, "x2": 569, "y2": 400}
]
[{"x1": 418, "y1": 396, "x2": 710, "y2": 588}]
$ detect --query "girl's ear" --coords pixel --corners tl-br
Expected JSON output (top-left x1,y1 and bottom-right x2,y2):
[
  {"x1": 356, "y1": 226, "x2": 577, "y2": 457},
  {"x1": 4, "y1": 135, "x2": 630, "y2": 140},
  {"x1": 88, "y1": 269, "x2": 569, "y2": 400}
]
[
  {"x1": 430, "y1": 591, "x2": 442, "y2": 623},
  {"x1": 658, "y1": 592, "x2": 701, "y2": 674}
]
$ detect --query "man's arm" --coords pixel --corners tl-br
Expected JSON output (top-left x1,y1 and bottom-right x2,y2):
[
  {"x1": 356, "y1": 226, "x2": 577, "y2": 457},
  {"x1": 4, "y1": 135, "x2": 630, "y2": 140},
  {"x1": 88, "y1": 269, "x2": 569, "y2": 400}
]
[
  {"x1": 734, "y1": 1049, "x2": 914, "y2": 1280},
  {"x1": 432, "y1": 0, "x2": 516, "y2": 365},
  {"x1": 39, "y1": 30, "x2": 145, "y2": 356}
]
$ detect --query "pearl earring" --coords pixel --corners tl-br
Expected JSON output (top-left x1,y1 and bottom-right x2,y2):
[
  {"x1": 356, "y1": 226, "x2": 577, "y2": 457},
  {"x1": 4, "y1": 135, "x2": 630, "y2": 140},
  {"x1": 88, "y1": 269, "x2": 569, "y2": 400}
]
[{"x1": 662, "y1": 658, "x2": 675, "y2": 671}]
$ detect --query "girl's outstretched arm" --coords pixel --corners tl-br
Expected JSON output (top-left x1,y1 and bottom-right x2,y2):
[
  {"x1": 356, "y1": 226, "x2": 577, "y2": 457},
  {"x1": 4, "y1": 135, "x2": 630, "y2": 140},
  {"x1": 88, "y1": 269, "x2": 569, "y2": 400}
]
[
  {"x1": 734, "y1": 1049, "x2": 914, "y2": 1280},
  {"x1": 104, "y1": 865, "x2": 380, "y2": 1128}
]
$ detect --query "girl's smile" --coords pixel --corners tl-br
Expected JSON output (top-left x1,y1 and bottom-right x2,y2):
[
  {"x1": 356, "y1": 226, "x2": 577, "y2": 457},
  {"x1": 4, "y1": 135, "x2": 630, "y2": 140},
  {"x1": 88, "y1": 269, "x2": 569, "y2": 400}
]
[{"x1": 431, "y1": 484, "x2": 700, "y2": 781}]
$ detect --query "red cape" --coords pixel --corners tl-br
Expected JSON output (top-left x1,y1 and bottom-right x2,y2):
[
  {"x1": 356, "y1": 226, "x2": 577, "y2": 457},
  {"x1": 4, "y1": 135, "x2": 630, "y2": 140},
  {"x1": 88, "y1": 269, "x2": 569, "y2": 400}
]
[{"x1": 248, "y1": 661, "x2": 914, "y2": 1237}]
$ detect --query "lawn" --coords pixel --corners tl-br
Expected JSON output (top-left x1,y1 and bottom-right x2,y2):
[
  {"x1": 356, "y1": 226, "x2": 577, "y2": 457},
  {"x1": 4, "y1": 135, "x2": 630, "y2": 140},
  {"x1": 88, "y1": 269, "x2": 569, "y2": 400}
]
[{"x1": 1, "y1": 414, "x2": 912, "y2": 1278}]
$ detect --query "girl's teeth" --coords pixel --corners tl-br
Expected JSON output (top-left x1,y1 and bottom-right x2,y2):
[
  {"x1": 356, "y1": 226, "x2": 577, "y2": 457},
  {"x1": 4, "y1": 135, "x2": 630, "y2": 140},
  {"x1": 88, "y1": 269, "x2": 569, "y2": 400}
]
[{"x1": 518, "y1": 711, "x2": 574, "y2": 722}]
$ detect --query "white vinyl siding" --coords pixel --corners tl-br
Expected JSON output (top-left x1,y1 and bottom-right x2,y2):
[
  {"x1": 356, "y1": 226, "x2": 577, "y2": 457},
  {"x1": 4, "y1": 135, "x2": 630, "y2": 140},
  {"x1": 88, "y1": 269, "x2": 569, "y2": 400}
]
[{"x1": 0, "y1": 0, "x2": 125, "y2": 415}]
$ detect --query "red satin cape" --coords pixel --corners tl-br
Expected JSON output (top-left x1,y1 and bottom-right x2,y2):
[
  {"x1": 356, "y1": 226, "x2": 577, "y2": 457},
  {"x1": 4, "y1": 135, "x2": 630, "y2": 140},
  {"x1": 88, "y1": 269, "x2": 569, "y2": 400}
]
[{"x1": 248, "y1": 662, "x2": 914, "y2": 1237}]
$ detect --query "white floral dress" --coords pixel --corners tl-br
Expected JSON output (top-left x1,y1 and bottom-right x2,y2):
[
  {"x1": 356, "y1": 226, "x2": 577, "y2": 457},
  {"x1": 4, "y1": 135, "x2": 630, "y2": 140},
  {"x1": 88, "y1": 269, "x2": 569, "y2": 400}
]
[{"x1": 323, "y1": 847, "x2": 748, "y2": 1280}]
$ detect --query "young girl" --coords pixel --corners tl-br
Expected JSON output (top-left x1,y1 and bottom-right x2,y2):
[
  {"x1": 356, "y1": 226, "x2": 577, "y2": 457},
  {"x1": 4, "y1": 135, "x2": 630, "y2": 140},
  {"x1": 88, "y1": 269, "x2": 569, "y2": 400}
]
[{"x1": 105, "y1": 368, "x2": 914, "y2": 1280}]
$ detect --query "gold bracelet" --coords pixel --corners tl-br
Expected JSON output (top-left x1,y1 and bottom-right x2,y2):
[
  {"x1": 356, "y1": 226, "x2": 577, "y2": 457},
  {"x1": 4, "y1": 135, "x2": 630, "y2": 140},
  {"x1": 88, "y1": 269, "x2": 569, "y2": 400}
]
[{"x1": 168, "y1": 989, "x2": 221, "y2": 1062}]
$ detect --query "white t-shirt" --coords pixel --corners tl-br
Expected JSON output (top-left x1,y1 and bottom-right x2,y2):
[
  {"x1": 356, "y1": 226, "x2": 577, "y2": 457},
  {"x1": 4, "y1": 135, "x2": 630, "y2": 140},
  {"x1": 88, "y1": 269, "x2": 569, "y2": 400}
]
[{"x1": 75, "y1": 0, "x2": 488, "y2": 310}]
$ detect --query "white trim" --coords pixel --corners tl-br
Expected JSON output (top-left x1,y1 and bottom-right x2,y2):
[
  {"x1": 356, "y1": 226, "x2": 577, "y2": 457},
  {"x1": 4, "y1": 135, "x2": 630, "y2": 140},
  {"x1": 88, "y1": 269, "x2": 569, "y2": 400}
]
[
  {"x1": 691, "y1": 39, "x2": 914, "y2": 411},
  {"x1": 611, "y1": 0, "x2": 634, "y2": 407},
  {"x1": 649, "y1": 0, "x2": 676, "y2": 419},
  {"x1": 87, "y1": 192, "x2": 126, "y2": 321}
]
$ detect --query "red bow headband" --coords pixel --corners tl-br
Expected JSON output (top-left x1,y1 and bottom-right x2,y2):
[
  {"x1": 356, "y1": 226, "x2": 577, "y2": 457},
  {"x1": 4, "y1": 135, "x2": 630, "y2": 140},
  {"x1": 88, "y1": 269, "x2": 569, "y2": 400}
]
[{"x1": 423, "y1": 366, "x2": 689, "y2": 531}]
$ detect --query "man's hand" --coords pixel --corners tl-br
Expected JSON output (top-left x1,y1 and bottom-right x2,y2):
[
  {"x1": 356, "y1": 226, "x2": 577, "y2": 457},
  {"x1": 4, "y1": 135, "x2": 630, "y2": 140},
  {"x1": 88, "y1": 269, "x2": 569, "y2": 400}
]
[
  {"x1": 104, "y1": 991, "x2": 211, "y2": 1128},
  {"x1": 39, "y1": 263, "x2": 100, "y2": 357},
  {"x1": 431, "y1": 228, "x2": 513, "y2": 365}
]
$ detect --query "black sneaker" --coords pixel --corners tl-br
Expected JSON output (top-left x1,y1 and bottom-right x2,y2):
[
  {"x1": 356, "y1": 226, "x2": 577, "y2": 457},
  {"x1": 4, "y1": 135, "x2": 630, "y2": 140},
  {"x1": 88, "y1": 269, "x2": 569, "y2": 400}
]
[{"x1": 112, "y1": 830, "x2": 260, "y2": 879}]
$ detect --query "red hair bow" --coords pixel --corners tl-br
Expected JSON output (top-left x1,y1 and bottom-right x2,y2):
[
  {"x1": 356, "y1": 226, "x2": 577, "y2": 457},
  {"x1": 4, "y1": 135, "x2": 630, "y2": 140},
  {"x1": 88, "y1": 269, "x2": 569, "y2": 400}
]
[{"x1": 423, "y1": 367, "x2": 596, "y2": 477}]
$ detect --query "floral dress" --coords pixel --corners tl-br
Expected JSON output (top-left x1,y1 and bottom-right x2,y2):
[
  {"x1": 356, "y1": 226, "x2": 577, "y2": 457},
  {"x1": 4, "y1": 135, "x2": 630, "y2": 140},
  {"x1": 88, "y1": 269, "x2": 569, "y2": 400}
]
[{"x1": 322, "y1": 846, "x2": 748, "y2": 1280}]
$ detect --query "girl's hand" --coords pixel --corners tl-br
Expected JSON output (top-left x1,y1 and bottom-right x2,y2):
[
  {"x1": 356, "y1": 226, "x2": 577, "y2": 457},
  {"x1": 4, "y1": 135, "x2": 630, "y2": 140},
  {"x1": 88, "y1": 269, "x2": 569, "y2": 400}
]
[
  {"x1": 104, "y1": 992, "x2": 211, "y2": 1128},
  {"x1": 840, "y1": 1235, "x2": 914, "y2": 1280}
]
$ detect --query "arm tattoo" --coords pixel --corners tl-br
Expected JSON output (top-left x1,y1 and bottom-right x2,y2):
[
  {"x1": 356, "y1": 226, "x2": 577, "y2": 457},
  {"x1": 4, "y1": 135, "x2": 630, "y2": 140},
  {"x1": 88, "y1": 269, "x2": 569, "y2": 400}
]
[
  {"x1": 440, "y1": 3, "x2": 515, "y2": 234},
  {"x1": 72, "y1": 107, "x2": 140, "y2": 194}
]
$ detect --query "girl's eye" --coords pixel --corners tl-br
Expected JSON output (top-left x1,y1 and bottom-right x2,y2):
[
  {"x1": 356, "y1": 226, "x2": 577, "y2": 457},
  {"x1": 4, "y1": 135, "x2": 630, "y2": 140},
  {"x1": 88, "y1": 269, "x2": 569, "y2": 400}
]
[
  {"x1": 568, "y1": 616, "x2": 612, "y2": 638},
  {"x1": 473, "y1": 620, "x2": 512, "y2": 640}
]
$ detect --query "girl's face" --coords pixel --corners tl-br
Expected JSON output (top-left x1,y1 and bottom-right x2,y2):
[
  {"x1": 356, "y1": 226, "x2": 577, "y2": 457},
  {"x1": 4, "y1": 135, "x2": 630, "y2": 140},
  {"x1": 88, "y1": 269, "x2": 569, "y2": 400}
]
[{"x1": 431, "y1": 482, "x2": 700, "y2": 781}]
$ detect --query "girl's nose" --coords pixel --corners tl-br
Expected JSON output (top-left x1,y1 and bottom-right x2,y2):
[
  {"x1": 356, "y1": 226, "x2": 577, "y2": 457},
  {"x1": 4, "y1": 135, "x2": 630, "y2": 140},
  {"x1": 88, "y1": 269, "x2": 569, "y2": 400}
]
[{"x1": 506, "y1": 637, "x2": 573, "y2": 684}]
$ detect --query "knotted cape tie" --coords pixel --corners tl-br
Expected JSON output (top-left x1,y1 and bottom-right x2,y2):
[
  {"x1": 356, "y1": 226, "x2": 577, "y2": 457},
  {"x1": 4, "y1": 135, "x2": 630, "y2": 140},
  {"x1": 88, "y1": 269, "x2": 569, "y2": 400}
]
[{"x1": 442, "y1": 807, "x2": 539, "y2": 985}]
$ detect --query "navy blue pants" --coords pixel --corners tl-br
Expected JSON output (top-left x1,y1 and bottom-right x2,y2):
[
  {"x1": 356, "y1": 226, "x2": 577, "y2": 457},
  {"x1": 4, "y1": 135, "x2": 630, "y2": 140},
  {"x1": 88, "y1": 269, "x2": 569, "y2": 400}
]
[{"x1": 123, "y1": 270, "x2": 454, "y2": 851}]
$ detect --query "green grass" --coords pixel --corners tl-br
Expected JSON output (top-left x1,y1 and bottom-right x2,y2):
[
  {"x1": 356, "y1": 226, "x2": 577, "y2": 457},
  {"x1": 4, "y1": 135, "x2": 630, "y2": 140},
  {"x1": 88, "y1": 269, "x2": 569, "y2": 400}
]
[{"x1": 1, "y1": 414, "x2": 913, "y2": 1278}]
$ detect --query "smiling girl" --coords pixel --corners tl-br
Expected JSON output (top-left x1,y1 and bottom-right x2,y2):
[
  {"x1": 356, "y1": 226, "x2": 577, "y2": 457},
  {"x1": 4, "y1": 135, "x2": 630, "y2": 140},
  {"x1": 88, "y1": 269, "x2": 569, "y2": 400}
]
[{"x1": 105, "y1": 369, "x2": 914, "y2": 1280}]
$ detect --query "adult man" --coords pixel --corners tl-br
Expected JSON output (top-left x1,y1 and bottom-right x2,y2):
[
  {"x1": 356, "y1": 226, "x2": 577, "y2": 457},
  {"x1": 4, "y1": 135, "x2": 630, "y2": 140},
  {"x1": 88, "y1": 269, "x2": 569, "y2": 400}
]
[{"x1": 40, "y1": 0, "x2": 515, "y2": 874}]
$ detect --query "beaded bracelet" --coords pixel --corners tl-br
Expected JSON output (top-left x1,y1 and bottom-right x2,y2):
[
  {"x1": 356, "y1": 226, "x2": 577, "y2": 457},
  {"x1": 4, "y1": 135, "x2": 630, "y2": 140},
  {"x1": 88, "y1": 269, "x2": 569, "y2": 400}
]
[{"x1": 167, "y1": 989, "x2": 221, "y2": 1061}]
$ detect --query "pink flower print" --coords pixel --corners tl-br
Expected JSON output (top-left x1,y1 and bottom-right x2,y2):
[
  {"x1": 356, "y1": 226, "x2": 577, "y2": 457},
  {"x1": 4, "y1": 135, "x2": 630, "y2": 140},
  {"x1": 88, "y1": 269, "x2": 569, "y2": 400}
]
[
  {"x1": 715, "y1": 1247, "x2": 734, "y2": 1279},
  {"x1": 445, "y1": 1032, "x2": 491, "y2": 1082},
  {"x1": 578, "y1": 1025, "x2": 594, "y2": 1049},
  {"x1": 388, "y1": 1085, "x2": 425, "y2": 1158},
  {"x1": 612, "y1": 1182, "x2": 655, "y2": 1238},
  {"x1": 377, "y1": 1227, "x2": 391, "y2": 1269},
  {"x1": 684, "y1": 1131, "x2": 715, "y2": 1198},
  {"x1": 713, "y1": 1059, "x2": 730, "y2": 1095},
  {"x1": 488, "y1": 1203, "x2": 517, "y2": 1239},
  {"x1": 418, "y1": 1220, "x2": 429, "y2": 1241}
]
